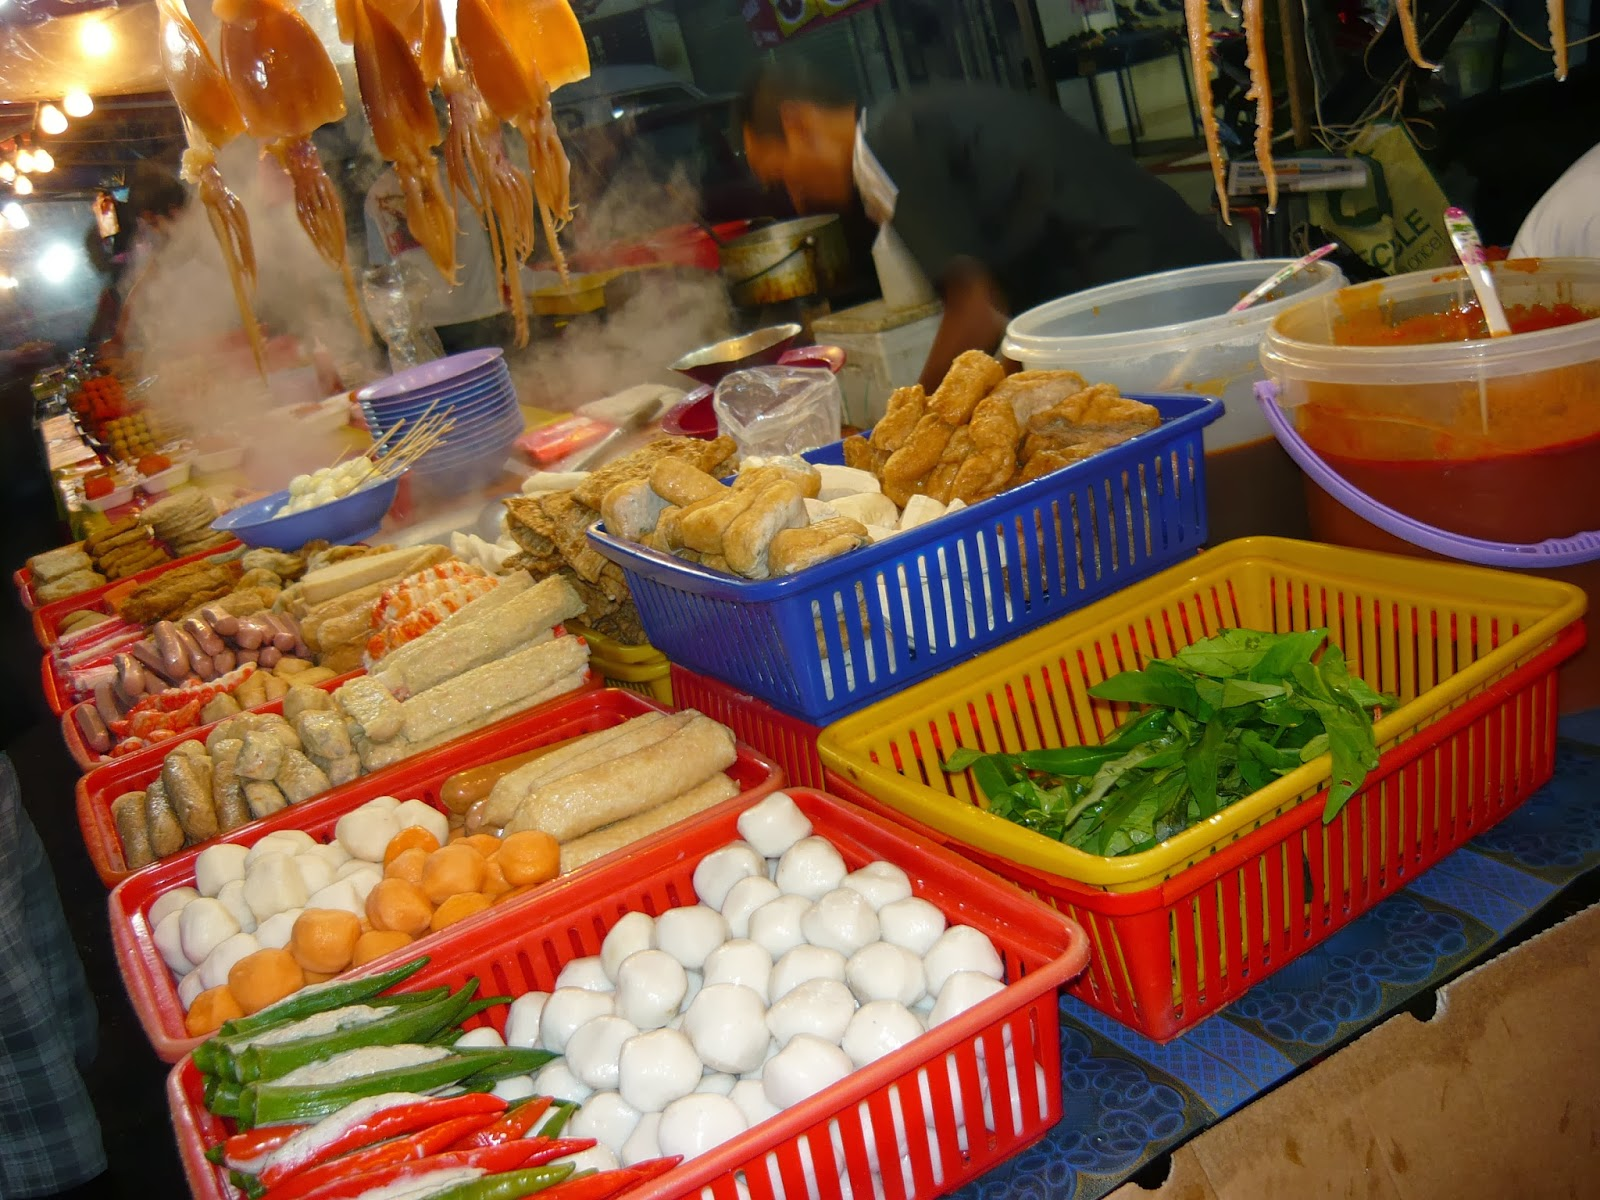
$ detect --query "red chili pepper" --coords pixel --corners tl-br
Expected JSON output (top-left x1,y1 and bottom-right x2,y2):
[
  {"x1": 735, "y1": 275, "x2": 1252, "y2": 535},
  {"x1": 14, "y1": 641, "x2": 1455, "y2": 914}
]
[
  {"x1": 259, "y1": 1094, "x2": 507, "y2": 1188},
  {"x1": 219, "y1": 1125, "x2": 306, "y2": 1170},
  {"x1": 273, "y1": 1141, "x2": 587, "y2": 1200},
  {"x1": 538, "y1": 1157, "x2": 682, "y2": 1200},
  {"x1": 261, "y1": 1114, "x2": 507, "y2": 1200},
  {"x1": 450, "y1": 1097, "x2": 554, "y2": 1150}
]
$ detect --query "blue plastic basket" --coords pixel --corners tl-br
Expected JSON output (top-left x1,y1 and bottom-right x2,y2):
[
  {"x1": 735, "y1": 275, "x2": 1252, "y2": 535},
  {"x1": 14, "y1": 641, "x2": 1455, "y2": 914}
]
[{"x1": 588, "y1": 393, "x2": 1222, "y2": 723}]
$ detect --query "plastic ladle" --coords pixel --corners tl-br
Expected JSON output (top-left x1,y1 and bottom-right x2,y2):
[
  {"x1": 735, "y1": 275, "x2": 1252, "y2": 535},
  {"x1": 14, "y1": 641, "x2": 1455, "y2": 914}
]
[
  {"x1": 1443, "y1": 207, "x2": 1512, "y2": 337},
  {"x1": 1228, "y1": 243, "x2": 1339, "y2": 313}
]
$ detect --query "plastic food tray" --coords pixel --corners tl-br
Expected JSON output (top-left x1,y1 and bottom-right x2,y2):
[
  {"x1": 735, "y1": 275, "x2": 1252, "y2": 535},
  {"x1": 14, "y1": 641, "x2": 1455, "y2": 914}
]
[
  {"x1": 168, "y1": 787, "x2": 1090, "y2": 1200},
  {"x1": 25, "y1": 539, "x2": 242, "y2": 627},
  {"x1": 111, "y1": 687, "x2": 784, "y2": 1062},
  {"x1": 588, "y1": 395, "x2": 1220, "y2": 724},
  {"x1": 77, "y1": 673, "x2": 602, "y2": 888},
  {"x1": 573, "y1": 620, "x2": 673, "y2": 706},
  {"x1": 671, "y1": 663, "x2": 825, "y2": 789},
  {"x1": 818, "y1": 537, "x2": 1588, "y2": 1040},
  {"x1": 59, "y1": 670, "x2": 363, "y2": 773}
]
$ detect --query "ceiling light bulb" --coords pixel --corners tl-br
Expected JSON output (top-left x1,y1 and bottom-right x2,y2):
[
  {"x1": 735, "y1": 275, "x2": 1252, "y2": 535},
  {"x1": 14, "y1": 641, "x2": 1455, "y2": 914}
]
[
  {"x1": 15, "y1": 149, "x2": 32, "y2": 173},
  {"x1": 32, "y1": 149, "x2": 53, "y2": 173},
  {"x1": 39, "y1": 104, "x2": 68, "y2": 136},
  {"x1": 3, "y1": 202, "x2": 27, "y2": 229},
  {"x1": 63, "y1": 91, "x2": 94, "y2": 118},
  {"x1": 0, "y1": 163, "x2": 13, "y2": 183},
  {"x1": 80, "y1": 21, "x2": 113, "y2": 56},
  {"x1": 14, "y1": 175, "x2": 33, "y2": 195}
]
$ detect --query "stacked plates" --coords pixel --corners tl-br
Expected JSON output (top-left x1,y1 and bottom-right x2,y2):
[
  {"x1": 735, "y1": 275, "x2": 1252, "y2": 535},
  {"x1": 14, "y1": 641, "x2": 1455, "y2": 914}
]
[{"x1": 356, "y1": 349, "x2": 522, "y2": 493}]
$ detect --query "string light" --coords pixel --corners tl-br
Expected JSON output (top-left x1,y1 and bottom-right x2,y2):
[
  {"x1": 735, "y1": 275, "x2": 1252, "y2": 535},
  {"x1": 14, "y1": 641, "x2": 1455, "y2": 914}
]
[
  {"x1": 32, "y1": 149, "x2": 53, "y2": 173},
  {"x1": 15, "y1": 149, "x2": 33, "y2": 173},
  {"x1": 0, "y1": 162, "x2": 13, "y2": 183},
  {"x1": 14, "y1": 175, "x2": 33, "y2": 195},
  {"x1": 3, "y1": 202, "x2": 27, "y2": 229},
  {"x1": 39, "y1": 104, "x2": 68, "y2": 136},
  {"x1": 63, "y1": 91, "x2": 94, "y2": 118}
]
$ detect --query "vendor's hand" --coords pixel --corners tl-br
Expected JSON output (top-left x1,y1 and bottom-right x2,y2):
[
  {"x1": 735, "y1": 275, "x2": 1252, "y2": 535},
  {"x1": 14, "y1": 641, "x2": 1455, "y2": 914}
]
[{"x1": 918, "y1": 265, "x2": 1010, "y2": 392}]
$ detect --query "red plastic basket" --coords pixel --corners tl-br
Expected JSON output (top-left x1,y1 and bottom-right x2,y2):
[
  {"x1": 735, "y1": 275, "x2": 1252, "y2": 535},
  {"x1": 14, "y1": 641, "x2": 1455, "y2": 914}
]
[
  {"x1": 826, "y1": 623, "x2": 1583, "y2": 1042},
  {"x1": 77, "y1": 674, "x2": 603, "y2": 888},
  {"x1": 60, "y1": 670, "x2": 364, "y2": 773},
  {"x1": 671, "y1": 664, "x2": 825, "y2": 789},
  {"x1": 26, "y1": 539, "x2": 242, "y2": 629},
  {"x1": 111, "y1": 687, "x2": 784, "y2": 1062},
  {"x1": 167, "y1": 787, "x2": 1090, "y2": 1200}
]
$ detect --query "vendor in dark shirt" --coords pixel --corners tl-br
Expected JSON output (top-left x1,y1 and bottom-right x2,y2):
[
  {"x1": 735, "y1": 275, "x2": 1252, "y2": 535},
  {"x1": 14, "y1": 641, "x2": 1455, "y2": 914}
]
[{"x1": 738, "y1": 64, "x2": 1237, "y2": 389}]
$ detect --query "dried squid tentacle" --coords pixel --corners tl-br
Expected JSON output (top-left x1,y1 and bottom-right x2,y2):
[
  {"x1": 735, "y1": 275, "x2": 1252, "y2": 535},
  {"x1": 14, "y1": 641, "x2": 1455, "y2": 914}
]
[
  {"x1": 270, "y1": 137, "x2": 373, "y2": 342},
  {"x1": 1241, "y1": 0, "x2": 1277, "y2": 214},
  {"x1": 1186, "y1": 0, "x2": 1230, "y2": 225},
  {"x1": 1550, "y1": 0, "x2": 1568, "y2": 80},
  {"x1": 1395, "y1": 0, "x2": 1438, "y2": 70},
  {"x1": 185, "y1": 148, "x2": 267, "y2": 374}
]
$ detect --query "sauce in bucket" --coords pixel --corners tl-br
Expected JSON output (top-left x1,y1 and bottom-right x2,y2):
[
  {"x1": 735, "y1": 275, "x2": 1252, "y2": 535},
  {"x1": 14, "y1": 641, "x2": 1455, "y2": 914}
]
[
  {"x1": 1300, "y1": 298, "x2": 1600, "y2": 542},
  {"x1": 1261, "y1": 259, "x2": 1600, "y2": 711}
]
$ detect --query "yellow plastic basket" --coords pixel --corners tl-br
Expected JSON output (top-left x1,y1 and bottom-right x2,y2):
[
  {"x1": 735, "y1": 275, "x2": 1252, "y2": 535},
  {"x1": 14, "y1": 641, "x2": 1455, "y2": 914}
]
[
  {"x1": 818, "y1": 537, "x2": 1586, "y2": 895},
  {"x1": 571, "y1": 621, "x2": 673, "y2": 706}
]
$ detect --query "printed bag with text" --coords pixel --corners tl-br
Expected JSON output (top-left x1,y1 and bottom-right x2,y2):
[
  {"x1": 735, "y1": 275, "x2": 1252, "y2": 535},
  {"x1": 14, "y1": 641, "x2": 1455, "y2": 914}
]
[{"x1": 1309, "y1": 123, "x2": 1457, "y2": 276}]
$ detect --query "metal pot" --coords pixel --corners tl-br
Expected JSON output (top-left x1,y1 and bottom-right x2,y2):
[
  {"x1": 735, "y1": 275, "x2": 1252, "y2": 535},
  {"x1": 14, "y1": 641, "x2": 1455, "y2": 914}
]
[{"x1": 719, "y1": 215, "x2": 849, "y2": 307}]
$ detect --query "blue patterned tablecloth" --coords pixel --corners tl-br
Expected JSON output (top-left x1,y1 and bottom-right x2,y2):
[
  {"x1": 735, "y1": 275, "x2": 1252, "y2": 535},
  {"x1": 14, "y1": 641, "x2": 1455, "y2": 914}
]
[{"x1": 954, "y1": 724, "x2": 1600, "y2": 1200}]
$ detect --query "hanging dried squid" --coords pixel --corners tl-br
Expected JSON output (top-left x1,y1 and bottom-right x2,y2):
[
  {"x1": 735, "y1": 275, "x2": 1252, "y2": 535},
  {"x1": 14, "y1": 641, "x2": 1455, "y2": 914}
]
[
  {"x1": 1240, "y1": 0, "x2": 1277, "y2": 214},
  {"x1": 1394, "y1": 0, "x2": 1439, "y2": 70},
  {"x1": 349, "y1": 0, "x2": 458, "y2": 282},
  {"x1": 454, "y1": 0, "x2": 588, "y2": 280},
  {"x1": 1184, "y1": 0, "x2": 1230, "y2": 224},
  {"x1": 443, "y1": 63, "x2": 537, "y2": 346},
  {"x1": 1549, "y1": 0, "x2": 1568, "y2": 80},
  {"x1": 154, "y1": 0, "x2": 266, "y2": 375},
  {"x1": 214, "y1": 0, "x2": 372, "y2": 342}
]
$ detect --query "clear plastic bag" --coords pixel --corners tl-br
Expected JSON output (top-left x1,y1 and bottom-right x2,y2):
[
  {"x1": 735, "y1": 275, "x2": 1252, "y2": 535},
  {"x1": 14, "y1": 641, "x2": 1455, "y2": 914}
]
[{"x1": 713, "y1": 366, "x2": 842, "y2": 458}]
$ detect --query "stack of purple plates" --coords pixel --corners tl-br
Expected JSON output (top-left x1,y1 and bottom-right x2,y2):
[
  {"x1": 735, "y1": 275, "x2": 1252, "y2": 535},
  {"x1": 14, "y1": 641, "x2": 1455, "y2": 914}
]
[{"x1": 357, "y1": 349, "x2": 521, "y2": 493}]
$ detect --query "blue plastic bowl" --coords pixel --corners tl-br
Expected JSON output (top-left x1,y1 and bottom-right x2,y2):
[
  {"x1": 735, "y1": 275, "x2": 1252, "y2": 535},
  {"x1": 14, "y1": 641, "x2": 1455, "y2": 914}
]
[{"x1": 211, "y1": 475, "x2": 401, "y2": 550}]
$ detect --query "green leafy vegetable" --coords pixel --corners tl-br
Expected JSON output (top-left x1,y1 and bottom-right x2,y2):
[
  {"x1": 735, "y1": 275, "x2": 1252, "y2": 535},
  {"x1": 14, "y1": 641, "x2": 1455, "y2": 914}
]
[{"x1": 940, "y1": 628, "x2": 1397, "y2": 856}]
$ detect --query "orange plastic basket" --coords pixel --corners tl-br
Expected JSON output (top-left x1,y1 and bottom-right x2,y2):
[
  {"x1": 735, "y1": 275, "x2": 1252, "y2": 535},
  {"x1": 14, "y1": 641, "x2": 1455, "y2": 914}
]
[
  {"x1": 671, "y1": 663, "x2": 826, "y2": 789},
  {"x1": 110, "y1": 688, "x2": 784, "y2": 1062},
  {"x1": 819, "y1": 537, "x2": 1588, "y2": 1040},
  {"x1": 167, "y1": 788, "x2": 1091, "y2": 1200}
]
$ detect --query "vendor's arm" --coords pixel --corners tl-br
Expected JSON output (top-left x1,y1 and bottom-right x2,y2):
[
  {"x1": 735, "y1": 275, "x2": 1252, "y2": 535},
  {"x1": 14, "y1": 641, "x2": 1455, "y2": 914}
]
[{"x1": 918, "y1": 263, "x2": 1010, "y2": 391}]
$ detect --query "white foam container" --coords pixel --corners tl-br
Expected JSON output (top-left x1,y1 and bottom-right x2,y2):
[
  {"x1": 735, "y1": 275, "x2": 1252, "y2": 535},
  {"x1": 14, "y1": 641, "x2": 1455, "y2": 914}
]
[{"x1": 1001, "y1": 259, "x2": 1347, "y2": 450}]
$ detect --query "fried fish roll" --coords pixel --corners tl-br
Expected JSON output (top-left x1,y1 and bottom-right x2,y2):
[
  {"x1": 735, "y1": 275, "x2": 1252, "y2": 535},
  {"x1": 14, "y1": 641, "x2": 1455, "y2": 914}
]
[
  {"x1": 929, "y1": 350, "x2": 1006, "y2": 425},
  {"x1": 505, "y1": 716, "x2": 737, "y2": 841},
  {"x1": 243, "y1": 780, "x2": 288, "y2": 820},
  {"x1": 112, "y1": 792, "x2": 155, "y2": 871},
  {"x1": 558, "y1": 774, "x2": 740, "y2": 874},
  {"x1": 144, "y1": 779, "x2": 185, "y2": 858},
  {"x1": 211, "y1": 739, "x2": 252, "y2": 832},
  {"x1": 162, "y1": 753, "x2": 219, "y2": 843},
  {"x1": 275, "y1": 749, "x2": 332, "y2": 805}
]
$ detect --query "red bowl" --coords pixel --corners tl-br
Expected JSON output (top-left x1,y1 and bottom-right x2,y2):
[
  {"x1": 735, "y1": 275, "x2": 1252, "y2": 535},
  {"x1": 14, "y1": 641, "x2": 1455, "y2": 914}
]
[{"x1": 660, "y1": 386, "x2": 717, "y2": 440}]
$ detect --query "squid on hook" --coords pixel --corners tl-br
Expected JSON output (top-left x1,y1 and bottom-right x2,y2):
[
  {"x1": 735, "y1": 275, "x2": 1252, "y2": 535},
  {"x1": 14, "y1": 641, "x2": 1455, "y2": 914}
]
[
  {"x1": 350, "y1": 0, "x2": 458, "y2": 284},
  {"x1": 454, "y1": 0, "x2": 585, "y2": 280},
  {"x1": 443, "y1": 64, "x2": 536, "y2": 346},
  {"x1": 214, "y1": 0, "x2": 372, "y2": 343},
  {"x1": 154, "y1": 0, "x2": 267, "y2": 376}
]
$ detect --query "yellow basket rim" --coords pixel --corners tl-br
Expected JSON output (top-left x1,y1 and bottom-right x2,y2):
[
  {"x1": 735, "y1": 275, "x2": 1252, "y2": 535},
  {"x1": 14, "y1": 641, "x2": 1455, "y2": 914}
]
[
  {"x1": 816, "y1": 536, "x2": 1588, "y2": 893},
  {"x1": 570, "y1": 621, "x2": 668, "y2": 667}
]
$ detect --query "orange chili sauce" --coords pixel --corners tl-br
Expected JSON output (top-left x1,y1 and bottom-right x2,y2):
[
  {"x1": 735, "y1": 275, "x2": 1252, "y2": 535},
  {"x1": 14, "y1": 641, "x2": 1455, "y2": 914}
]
[{"x1": 1297, "y1": 301, "x2": 1600, "y2": 542}]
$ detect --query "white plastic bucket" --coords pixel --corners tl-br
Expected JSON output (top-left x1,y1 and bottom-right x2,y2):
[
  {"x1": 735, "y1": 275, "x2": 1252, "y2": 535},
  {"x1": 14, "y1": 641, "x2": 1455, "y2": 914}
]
[{"x1": 1001, "y1": 259, "x2": 1347, "y2": 450}]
